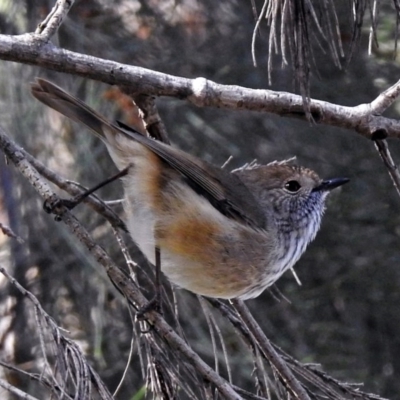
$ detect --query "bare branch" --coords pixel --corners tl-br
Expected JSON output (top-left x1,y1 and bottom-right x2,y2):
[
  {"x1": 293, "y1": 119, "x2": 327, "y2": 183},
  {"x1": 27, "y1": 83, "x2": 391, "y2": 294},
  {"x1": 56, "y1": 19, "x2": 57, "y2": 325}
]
[
  {"x1": 131, "y1": 93, "x2": 171, "y2": 144},
  {"x1": 0, "y1": 266, "x2": 113, "y2": 400},
  {"x1": 368, "y1": 0, "x2": 380, "y2": 56},
  {"x1": 0, "y1": 359, "x2": 68, "y2": 399},
  {"x1": 35, "y1": 0, "x2": 75, "y2": 41},
  {"x1": 0, "y1": 378, "x2": 40, "y2": 400},
  {"x1": 0, "y1": 221, "x2": 24, "y2": 243},
  {"x1": 251, "y1": 0, "x2": 268, "y2": 68},
  {"x1": 0, "y1": 34, "x2": 398, "y2": 139},
  {"x1": 21, "y1": 147, "x2": 126, "y2": 231},
  {"x1": 208, "y1": 298, "x2": 387, "y2": 400},
  {"x1": 374, "y1": 139, "x2": 400, "y2": 197},
  {"x1": 274, "y1": 345, "x2": 388, "y2": 400},
  {"x1": 369, "y1": 79, "x2": 400, "y2": 115},
  {"x1": 231, "y1": 299, "x2": 310, "y2": 400}
]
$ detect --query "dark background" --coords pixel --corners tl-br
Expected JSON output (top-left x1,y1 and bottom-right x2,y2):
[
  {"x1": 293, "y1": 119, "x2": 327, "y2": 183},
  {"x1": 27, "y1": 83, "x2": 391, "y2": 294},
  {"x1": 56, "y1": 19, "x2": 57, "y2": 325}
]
[{"x1": 0, "y1": 0, "x2": 399, "y2": 398}]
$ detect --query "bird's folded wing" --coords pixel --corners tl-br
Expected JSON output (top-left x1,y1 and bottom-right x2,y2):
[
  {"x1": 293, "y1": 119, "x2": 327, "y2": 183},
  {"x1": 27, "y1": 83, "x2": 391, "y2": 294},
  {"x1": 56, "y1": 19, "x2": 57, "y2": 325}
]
[
  {"x1": 116, "y1": 122, "x2": 266, "y2": 229},
  {"x1": 31, "y1": 78, "x2": 266, "y2": 229}
]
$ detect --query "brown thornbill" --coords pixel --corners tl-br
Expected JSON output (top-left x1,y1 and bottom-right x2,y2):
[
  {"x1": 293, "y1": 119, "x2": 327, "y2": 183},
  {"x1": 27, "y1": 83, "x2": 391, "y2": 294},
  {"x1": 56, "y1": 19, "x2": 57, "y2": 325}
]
[{"x1": 31, "y1": 79, "x2": 349, "y2": 300}]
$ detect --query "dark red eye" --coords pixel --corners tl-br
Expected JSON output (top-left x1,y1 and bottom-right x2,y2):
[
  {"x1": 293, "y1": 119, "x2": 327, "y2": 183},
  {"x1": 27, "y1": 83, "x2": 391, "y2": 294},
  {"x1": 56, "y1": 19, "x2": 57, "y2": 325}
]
[{"x1": 284, "y1": 180, "x2": 301, "y2": 193}]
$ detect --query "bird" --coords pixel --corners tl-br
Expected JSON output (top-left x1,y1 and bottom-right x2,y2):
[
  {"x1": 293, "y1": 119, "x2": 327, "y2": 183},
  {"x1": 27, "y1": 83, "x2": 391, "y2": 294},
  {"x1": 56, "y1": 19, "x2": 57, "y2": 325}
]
[{"x1": 31, "y1": 78, "x2": 349, "y2": 300}]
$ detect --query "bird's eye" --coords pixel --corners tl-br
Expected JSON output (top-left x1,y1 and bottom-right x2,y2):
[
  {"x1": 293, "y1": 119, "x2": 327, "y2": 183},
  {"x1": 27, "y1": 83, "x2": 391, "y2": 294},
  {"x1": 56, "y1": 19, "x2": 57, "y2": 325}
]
[{"x1": 284, "y1": 180, "x2": 301, "y2": 193}]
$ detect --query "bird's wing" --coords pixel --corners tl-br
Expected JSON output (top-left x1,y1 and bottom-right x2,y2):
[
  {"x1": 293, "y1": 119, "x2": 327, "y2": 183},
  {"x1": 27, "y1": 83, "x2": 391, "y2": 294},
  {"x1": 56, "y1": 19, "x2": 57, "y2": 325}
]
[
  {"x1": 31, "y1": 78, "x2": 266, "y2": 229},
  {"x1": 116, "y1": 121, "x2": 267, "y2": 228}
]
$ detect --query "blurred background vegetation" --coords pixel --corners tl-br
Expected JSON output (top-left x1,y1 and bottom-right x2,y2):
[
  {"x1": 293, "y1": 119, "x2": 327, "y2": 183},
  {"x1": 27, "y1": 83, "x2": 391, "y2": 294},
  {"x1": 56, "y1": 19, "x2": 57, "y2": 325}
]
[{"x1": 0, "y1": 0, "x2": 400, "y2": 398}]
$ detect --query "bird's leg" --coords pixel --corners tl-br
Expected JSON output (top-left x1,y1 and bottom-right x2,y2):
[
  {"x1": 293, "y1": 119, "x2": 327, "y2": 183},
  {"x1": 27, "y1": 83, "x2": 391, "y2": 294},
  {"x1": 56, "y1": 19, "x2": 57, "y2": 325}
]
[
  {"x1": 136, "y1": 246, "x2": 163, "y2": 321},
  {"x1": 43, "y1": 166, "x2": 131, "y2": 215}
]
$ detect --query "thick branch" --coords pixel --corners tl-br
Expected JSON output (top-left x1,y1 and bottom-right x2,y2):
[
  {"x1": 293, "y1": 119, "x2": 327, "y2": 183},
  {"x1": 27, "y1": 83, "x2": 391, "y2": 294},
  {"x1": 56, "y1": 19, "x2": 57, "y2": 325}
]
[{"x1": 0, "y1": 34, "x2": 400, "y2": 139}]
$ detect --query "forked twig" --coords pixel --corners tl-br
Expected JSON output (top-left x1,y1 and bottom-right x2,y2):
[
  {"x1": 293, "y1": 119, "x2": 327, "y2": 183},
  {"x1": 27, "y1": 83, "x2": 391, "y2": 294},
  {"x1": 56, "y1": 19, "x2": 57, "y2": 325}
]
[
  {"x1": 0, "y1": 266, "x2": 113, "y2": 400},
  {"x1": 231, "y1": 299, "x2": 310, "y2": 400},
  {"x1": 374, "y1": 139, "x2": 400, "y2": 198},
  {"x1": 35, "y1": 0, "x2": 75, "y2": 40}
]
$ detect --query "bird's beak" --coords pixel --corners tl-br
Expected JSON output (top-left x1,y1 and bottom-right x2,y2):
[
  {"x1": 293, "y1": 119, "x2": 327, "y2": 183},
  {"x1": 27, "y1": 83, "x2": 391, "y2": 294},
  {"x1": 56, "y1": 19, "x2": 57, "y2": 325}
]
[{"x1": 312, "y1": 177, "x2": 350, "y2": 192}]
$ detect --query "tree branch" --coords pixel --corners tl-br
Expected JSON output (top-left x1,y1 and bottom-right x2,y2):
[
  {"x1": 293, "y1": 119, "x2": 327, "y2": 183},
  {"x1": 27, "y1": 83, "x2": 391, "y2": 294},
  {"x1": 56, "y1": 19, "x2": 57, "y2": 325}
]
[
  {"x1": 35, "y1": 0, "x2": 75, "y2": 41},
  {"x1": 0, "y1": 266, "x2": 113, "y2": 400},
  {"x1": 0, "y1": 33, "x2": 399, "y2": 139},
  {"x1": 231, "y1": 299, "x2": 310, "y2": 400},
  {"x1": 0, "y1": 377, "x2": 40, "y2": 400},
  {"x1": 20, "y1": 148, "x2": 127, "y2": 231},
  {"x1": 374, "y1": 139, "x2": 400, "y2": 197},
  {"x1": 369, "y1": 79, "x2": 400, "y2": 115},
  {"x1": 130, "y1": 92, "x2": 171, "y2": 144}
]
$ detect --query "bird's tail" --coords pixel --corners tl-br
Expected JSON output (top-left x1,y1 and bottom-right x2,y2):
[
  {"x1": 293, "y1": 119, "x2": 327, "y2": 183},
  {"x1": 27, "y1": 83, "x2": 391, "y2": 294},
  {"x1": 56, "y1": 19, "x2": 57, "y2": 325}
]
[{"x1": 31, "y1": 78, "x2": 112, "y2": 142}]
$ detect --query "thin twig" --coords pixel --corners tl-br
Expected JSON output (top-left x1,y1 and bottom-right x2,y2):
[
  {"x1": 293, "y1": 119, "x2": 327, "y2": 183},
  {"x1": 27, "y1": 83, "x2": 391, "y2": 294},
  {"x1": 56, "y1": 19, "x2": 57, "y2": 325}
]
[
  {"x1": 0, "y1": 378, "x2": 41, "y2": 400},
  {"x1": 374, "y1": 139, "x2": 400, "y2": 198},
  {"x1": 368, "y1": 0, "x2": 379, "y2": 55},
  {"x1": 231, "y1": 299, "x2": 310, "y2": 400},
  {"x1": 198, "y1": 296, "x2": 233, "y2": 384},
  {"x1": 0, "y1": 221, "x2": 24, "y2": 243},
  {"x1": 0, "y1": 266, "x2": 112, "y2": 399},
  {"x1": 35, "y1": 0, "x2": 75, "y2": 40},
  {"x1": 198, "y1": 296, "x2": 220, "y2": 377},
  {"x1": 251, "y1": 0, "x2": 268, "y2": 67},
  {"x1": 131, "y1": 93, "x2": 171, "y2": 144},
  {"x1": 113, "y1": 310, "x2": 136, "y2": 397},
  {"x1": 21, "y1": 147, "x2": 127, "y2": 231}
]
